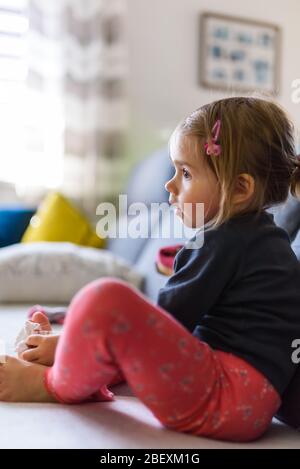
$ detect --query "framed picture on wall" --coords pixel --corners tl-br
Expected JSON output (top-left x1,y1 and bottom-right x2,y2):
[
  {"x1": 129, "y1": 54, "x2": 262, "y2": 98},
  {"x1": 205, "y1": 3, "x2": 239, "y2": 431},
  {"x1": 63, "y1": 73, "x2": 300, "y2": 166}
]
[{"x1": 199, "y1": 12, "x2": 281, "y2": 94}]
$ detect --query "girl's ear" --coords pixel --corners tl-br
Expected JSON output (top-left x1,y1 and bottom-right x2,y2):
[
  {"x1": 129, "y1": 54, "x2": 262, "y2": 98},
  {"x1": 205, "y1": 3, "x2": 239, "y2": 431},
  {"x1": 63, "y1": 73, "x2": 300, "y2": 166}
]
[{"x1": 233, "y1": 173, "x2": 255, "y2": 206}]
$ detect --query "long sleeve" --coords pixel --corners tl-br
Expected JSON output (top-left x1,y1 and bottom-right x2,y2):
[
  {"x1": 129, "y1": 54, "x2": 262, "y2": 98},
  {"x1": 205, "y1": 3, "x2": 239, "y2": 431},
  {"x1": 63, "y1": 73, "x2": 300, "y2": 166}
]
[{"x1": 157, "y1": 228, "x2": 244, "y2": 333}]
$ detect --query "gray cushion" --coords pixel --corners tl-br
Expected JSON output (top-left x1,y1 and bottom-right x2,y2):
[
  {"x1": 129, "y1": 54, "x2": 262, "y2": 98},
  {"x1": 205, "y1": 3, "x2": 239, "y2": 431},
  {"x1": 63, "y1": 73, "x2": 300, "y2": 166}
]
[
  {"x1": 0, "y1": 242, "x2": 144, "y2": 303},
  {"x1": 126, "y1": 147, "x2": 172, "y2": 207},
  {"x1": 267, "y1": 193, "x2": 300, "y2": 241},
  {"x1": 107, "y1": 212, "x2": 160, "y2": 265},
  {"x1": 291, "y1": 230, "x2": 300, "y2": 260}
]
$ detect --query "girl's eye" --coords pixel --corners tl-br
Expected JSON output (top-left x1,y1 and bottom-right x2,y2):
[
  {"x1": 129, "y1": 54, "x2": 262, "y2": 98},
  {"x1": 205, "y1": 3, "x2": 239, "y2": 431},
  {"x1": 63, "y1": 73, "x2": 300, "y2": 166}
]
[{"x1": 182, "y1": 168, "x2": 191, "y2": 179}]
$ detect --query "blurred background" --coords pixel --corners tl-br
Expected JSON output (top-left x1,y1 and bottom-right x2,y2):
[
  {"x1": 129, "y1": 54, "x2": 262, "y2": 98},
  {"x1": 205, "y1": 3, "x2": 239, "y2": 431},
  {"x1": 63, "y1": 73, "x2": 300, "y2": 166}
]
[{"x1": 0, "y1": 0, "x2": 299, "y2": 218}]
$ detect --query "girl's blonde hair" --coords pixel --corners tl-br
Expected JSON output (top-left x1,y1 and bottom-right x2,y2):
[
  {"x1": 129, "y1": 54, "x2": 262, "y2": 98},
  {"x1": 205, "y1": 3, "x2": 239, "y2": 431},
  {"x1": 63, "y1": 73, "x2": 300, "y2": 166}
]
[{"x1": 173, "y1": 96, "x2": 300, "y2": 229}]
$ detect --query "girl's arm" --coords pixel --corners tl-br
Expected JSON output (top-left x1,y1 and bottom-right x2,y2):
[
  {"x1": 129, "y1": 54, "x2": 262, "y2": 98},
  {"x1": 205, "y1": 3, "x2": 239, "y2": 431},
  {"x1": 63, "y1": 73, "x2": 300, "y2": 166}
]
[{"x1": 157, "y1": 229, "x2": 244, "y2": 333}]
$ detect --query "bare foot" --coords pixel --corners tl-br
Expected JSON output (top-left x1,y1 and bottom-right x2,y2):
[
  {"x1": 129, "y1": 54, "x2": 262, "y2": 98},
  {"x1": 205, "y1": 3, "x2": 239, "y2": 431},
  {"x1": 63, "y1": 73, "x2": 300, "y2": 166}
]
[
  {"x1": 0, "y1": 356, "x2": 57, "y2": 402},
  {"x1": 31, "y1": 311, "x2": 52, "y2": 333}
]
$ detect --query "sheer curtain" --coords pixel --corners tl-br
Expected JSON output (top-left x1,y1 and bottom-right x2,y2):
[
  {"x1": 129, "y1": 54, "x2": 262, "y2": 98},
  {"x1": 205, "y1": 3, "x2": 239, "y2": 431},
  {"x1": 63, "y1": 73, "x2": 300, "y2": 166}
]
[
  {"x1": 0, "y1": 0, "x2": 30, "y2": 191},
  {"x1": 0, "y1": 0, "x2": 128, "y2": 215}
]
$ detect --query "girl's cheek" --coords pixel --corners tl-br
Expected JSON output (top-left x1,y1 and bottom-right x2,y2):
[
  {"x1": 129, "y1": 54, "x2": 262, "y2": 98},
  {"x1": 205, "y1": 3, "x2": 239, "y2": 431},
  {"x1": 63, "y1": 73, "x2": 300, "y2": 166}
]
[{"x1": 174, "y1": 178, "x2": 181, "y2": 193}]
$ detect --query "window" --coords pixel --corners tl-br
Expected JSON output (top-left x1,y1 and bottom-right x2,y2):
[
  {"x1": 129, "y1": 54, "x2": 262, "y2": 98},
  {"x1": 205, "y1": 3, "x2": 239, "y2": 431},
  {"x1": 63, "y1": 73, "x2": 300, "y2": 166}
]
[{"x1": 0, "y1": 0, "x2": 63, "y2": 191}]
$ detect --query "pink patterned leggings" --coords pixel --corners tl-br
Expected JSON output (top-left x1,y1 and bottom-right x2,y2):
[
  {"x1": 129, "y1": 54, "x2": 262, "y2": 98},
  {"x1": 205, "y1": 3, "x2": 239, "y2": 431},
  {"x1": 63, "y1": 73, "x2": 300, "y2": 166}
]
[{"x1": 44, "y1": 278, "x2": 281, "y2": 442}]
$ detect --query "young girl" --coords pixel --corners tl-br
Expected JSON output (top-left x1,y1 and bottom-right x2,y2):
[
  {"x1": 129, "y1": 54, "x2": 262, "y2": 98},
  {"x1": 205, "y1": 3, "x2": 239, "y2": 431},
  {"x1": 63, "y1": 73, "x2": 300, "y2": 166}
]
[{"x1": 1, "y1": 97, "x2": 300, "y2": 443}]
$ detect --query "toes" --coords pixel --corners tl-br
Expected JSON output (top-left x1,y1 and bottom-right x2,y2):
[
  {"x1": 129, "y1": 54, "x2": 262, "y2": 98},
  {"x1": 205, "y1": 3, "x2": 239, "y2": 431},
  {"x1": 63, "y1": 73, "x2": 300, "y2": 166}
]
[
  {"x1": 28, "y1": 305, "x2": 44, "y2": 320},
  {"x1": 26, "y1": 334, "x2": 43, "y2": 347},
  {"x1": 31, "y1": 312, "x2": 52, "y2": 332}
]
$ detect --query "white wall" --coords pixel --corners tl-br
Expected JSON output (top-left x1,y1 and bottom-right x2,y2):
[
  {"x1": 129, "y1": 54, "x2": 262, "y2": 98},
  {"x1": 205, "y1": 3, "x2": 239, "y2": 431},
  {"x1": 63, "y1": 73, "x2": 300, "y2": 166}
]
[{"x1": 126, "y1": 0, "x2": 300, "y2": 159}]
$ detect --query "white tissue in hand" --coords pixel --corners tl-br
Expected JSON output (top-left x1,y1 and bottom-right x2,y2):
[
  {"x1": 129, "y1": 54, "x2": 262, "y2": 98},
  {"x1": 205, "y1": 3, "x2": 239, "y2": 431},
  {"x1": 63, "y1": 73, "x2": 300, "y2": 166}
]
[
  {"x1": 15, "y1": 321, "x2": 40, "y2": 354},
  {"x1": 15, "y1": 339, "x2": 28, "y2": 355}
]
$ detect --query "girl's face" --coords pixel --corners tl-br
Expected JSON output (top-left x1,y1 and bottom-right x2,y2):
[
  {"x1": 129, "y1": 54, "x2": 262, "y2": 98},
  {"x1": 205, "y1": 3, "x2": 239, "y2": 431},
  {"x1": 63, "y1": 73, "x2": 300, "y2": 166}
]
[{"x1": 165, "y1": 133, "x2": 221, "y2": 228}]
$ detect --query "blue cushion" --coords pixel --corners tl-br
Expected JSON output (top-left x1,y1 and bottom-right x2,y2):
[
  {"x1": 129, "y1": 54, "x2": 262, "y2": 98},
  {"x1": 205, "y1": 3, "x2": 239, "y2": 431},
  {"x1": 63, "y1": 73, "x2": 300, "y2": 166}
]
[{"x1": 0, "y1": 206, "x2": 36, "y2": 247}]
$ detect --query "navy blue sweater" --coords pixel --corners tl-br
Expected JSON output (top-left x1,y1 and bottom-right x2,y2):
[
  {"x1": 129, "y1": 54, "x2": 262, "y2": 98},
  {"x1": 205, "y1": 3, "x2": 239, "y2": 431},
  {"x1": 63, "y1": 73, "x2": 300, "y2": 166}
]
[{"x1": 157, "y1": 210, "x2": 300, "y2": 395}]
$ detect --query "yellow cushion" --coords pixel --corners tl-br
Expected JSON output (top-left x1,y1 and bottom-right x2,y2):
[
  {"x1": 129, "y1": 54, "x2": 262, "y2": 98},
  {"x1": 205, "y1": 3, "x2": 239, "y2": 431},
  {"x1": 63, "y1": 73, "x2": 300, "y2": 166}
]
[{"x1": 21, "y1": 192, "x2": 105, "y2": 249}]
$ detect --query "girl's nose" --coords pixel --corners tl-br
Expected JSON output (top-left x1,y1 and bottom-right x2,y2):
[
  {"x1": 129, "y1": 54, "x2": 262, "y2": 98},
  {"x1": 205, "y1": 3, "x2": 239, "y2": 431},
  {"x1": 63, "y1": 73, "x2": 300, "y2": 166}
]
[
  {"x1": 165, "y1": 179, "x2": 171, "y2": 192},
  {"x1": 165, "y1": 178, "x2": 174, "y2": 194}
]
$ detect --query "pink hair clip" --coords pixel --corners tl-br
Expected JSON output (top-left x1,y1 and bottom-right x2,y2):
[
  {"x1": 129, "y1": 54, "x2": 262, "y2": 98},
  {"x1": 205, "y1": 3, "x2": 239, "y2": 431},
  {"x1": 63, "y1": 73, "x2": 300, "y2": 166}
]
[{"x1": 204, "y1": 119, "x2": 221, "y2": 156}]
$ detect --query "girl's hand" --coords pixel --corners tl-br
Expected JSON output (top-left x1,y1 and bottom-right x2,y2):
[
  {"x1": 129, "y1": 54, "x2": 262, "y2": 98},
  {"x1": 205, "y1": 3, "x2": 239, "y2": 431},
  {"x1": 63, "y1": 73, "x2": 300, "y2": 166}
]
[{"x1": 20, "y1": 334, "x2": 60, "y2": 366}]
